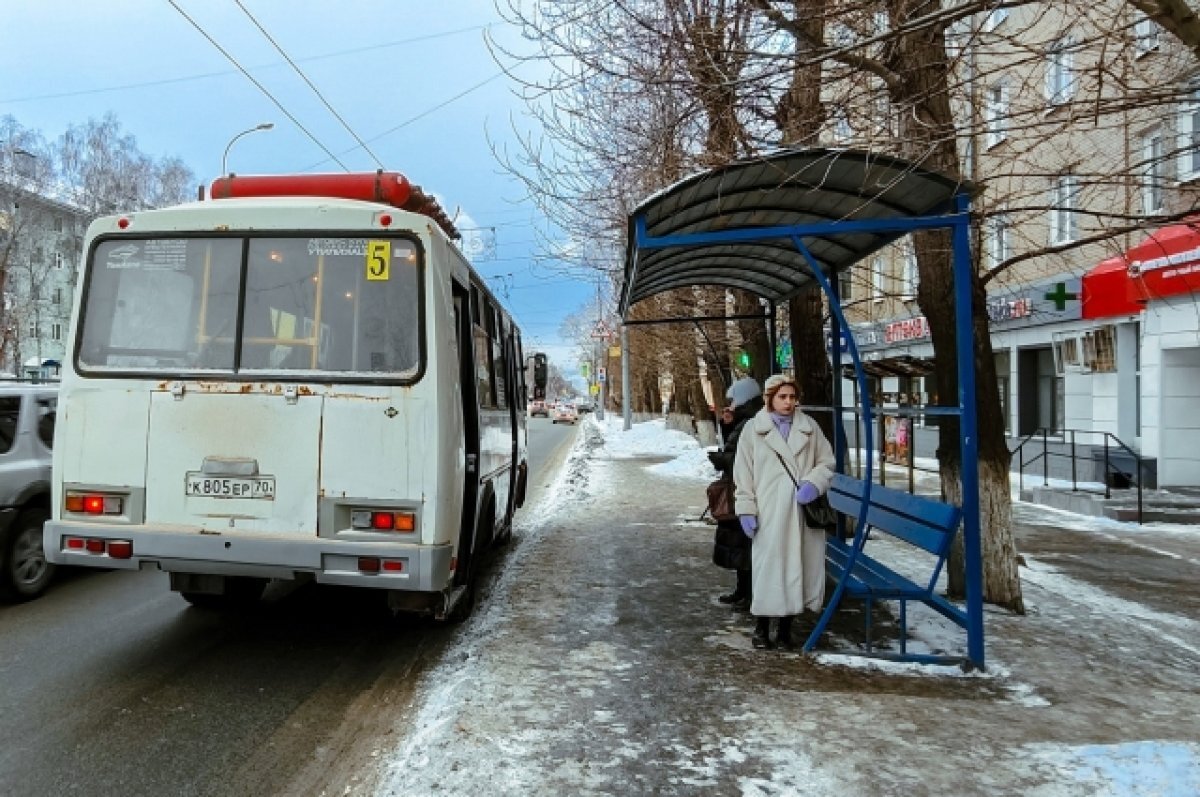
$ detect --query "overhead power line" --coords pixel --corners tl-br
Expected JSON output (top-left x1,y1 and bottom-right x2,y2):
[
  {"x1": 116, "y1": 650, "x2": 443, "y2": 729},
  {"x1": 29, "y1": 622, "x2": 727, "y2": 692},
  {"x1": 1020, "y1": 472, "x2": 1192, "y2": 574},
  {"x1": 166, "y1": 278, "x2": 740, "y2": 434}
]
[
  {"x1": 302, "y1": 71, "x2": 506, "y2": 171},
  {"x1": 0, "y1": 25, "x2": 491, "y2": 105},
  {"x1": 166, "y1": 0, "x2": 350, "y2": 171},
  {"x1": 233, "y1": 0, "x2": 385, "y2": 170}
]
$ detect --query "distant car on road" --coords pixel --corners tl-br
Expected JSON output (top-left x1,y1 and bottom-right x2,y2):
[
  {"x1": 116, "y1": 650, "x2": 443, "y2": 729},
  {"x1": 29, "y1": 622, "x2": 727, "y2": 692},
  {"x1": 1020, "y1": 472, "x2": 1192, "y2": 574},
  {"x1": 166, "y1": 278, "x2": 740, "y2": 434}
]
[
  {"x1": 0, "y1": 383, "x2": 58, "y2": 601},
  {"x1": 551, "y1": 402, "x2": 578, "y2": 425},
  {"x1": 529, "y1": 399, "x2": 549, "y2": 418},
  {"x1": 575, "y1": 400, "x2": 593, "y2": 414}
]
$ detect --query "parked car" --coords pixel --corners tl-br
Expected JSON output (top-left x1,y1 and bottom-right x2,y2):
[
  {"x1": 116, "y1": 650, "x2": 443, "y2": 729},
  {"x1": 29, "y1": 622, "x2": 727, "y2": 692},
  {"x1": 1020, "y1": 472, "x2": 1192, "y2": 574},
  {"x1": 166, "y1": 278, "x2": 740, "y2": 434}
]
[
  {"x1": 0, "y1": 383, "x2": 58, "y2": 601},
  {"x1": 575, "y1": 400, "x2": 593, "y2": 414},
  {"x1": 552, "y1": 402, "x2": 579, "y2": 425},
  {"x1": 529, "y1": 399, "x2": 549, "y2": 418}
]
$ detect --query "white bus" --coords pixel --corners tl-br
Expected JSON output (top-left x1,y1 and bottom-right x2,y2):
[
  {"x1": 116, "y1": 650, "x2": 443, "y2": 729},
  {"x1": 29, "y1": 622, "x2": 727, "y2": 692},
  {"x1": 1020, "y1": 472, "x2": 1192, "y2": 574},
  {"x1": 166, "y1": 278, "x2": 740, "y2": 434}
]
[{"x1": 45, "y1": 172, "x2": 536, "y2": 620}]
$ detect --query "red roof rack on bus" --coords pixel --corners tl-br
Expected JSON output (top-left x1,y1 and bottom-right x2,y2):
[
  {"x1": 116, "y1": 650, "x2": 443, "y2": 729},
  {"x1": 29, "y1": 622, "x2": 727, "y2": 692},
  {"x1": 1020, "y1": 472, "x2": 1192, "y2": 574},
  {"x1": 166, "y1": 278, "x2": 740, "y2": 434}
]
[{"x1": 208, "y1": 170, "x2": 460, "y2": 240}]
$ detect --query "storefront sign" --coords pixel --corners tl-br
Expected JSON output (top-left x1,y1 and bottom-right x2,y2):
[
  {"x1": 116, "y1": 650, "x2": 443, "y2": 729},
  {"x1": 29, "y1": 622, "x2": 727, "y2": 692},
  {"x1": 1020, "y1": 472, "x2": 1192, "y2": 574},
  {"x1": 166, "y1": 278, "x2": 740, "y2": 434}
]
[
  {"x1": 825, "y1": 324, "x2": 883, "y2": 351},
  {"x1": 987, "y1": 296, "x2": 1034, "y2": 322},
  {"x1": 1124, "y1": 222, "x2": 1200, "y2": 302},
  {"x1": 884, "y1": 316, "x2": 929, "y2": 343},
  {"x1": 1128, "y1": 244, "x2": 1200, "y2": 276}
]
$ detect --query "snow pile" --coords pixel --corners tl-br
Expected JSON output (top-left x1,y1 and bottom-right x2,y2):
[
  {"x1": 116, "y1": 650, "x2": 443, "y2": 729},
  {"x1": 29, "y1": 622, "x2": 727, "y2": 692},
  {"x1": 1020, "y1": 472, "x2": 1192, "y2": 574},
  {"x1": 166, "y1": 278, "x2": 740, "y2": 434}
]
[
  {"x1": 589, "y1": 414, "x2": 700, "y2": 459},
  {"x1": 588, "y1": 414, "x2": 716, "y2": 482}
]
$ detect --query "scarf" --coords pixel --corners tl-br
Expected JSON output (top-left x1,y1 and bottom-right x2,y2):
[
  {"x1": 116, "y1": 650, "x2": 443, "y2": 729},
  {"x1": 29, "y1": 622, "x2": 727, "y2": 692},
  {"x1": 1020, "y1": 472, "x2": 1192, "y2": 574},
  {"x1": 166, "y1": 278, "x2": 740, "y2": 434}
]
[{"x1": 770, "y1": 411, "x2": 793, "y2": 441}]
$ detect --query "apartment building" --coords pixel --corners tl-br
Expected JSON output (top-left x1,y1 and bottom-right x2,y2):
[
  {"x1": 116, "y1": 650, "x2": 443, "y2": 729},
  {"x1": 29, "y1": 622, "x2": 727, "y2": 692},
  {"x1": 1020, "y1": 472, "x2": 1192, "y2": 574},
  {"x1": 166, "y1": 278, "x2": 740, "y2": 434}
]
[
  {"x1": 823, "y1": 4, "x2": 1200, "y2": 486},
  {"x1": 0, "y1": 176, "x2": 87, "y2": 380}
]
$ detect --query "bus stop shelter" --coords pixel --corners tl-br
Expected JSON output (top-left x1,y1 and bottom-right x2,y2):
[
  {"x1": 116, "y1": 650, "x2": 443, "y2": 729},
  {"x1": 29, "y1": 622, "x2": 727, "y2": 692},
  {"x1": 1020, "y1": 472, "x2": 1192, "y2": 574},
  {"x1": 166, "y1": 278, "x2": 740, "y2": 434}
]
[{"x1": 618, "y1": 148, "x2": 984, "y2": 669}]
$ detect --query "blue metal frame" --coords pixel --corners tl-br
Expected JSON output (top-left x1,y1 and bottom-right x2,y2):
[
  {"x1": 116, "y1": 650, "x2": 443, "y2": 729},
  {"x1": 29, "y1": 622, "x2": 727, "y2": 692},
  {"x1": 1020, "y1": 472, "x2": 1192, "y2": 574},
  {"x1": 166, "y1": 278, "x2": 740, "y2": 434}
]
[{"x1": 631, "y1": 189, "x2": 984, "y2": 670}]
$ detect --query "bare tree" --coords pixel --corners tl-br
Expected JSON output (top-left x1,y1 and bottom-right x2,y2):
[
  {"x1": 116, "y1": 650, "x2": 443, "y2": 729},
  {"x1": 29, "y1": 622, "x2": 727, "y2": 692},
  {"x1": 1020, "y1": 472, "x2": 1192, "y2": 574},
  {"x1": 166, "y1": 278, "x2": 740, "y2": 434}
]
[
  {"x1": 55, "y1": 113, "x2": 195, "y2": 215},
  {"x1": 495, "y1": 0, "x2": 1200, "y2": 610},
  {"x1": 2, "y1": 113, "x2": 196, "y2": 374},
  {"x1": 1, "y1": 117, "x2": 55, "y2": 373}
]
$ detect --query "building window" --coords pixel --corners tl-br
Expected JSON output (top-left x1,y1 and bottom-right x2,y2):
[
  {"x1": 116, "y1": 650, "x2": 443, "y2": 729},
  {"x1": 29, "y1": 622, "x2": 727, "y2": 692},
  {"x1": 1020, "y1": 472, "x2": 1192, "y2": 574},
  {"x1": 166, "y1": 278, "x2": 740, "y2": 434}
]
[
  {"x1": 984, "y1": 7, "x2": 1008, "y2": 32},
  {"x1": 1083, "y1": 327, "x2": 1117, "y2": 372},
  {"x1": 51, "y1": 323, "x2": 63, "y2": 341},
  {"x1": 987, "y1": 208, "x2": 1011, "y2": 268},
  {"x1": 1141, "y1": 127, "x2": 1166, "y2": 214},
  {"x1": 1177, "y1": 89, "x2": 1200, "y2": 181},
  {"x1": 871, "y1": 257, "x2": 885, "y2": 302},
  {"x1": 53, "y1": 288, "x2": 62, "y2": 305},
  {"x1": 838, "y1": 268, "x2": 855, "y2": 301},
  {"x1": 52, "y1": 216, "x2": 63, "y2": 232},
  {"x1": 831, "y1": 108, "x2": 853, "y2": 144},
  {"x1": 984, "y1": 81, "x2": 1008, "y2": 148},
  {"x1": 1050, "y1": 174, "x2": 1078, "y2": 244},
  {"x1": 1134, "y1": 12, "x2": 1160, "y2": 56},
  {"x1": 900, "y1": 238, "x2": 918, "y2": 299},
  {"x1": 54, "y1": 252, "x2": 65, "y2": 270},
  {"x1": 1046, "y1": 37, "x2": 1075, "y2": 106},
  {"x1": 1053, "y1": 326, "x2": 1117, "y2": 373},
  {"x1": 27, "y1": 323, "x2": 36, "y2": 338}
]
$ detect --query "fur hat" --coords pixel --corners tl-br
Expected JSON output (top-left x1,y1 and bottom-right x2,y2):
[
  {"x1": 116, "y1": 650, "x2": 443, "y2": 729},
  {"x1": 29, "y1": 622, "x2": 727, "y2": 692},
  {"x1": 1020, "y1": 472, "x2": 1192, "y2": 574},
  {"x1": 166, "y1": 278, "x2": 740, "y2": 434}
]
[{"x1": 725, "y1": 377, "x2": 761, "y2": 409}]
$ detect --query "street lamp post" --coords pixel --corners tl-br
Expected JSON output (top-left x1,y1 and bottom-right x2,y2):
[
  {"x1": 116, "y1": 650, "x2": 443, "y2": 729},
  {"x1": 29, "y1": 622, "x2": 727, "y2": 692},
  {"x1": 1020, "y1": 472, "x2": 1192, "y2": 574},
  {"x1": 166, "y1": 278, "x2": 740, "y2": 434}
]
[{"x1": 220, "y1": 123, "x2": 274, "y2": 176}]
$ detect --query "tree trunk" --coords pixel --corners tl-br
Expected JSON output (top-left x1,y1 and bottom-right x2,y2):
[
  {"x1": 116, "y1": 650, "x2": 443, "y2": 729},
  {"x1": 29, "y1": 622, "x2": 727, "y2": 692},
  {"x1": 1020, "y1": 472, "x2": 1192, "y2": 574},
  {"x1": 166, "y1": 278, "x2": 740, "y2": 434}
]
[
  {"x1": 887, "y1": 0, "x2": 1024, "y2": 612},
  {"x1": 733, "y1": 290, "x2": 771, "y2": 381},
  {"x1": 789, "y1": 288, "x2": 834, "y2": 441}
]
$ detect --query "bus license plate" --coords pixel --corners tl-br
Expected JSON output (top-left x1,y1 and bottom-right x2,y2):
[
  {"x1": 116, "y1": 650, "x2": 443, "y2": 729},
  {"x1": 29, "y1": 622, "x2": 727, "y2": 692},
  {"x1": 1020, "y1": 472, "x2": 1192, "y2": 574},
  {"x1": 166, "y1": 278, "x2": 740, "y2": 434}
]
[{"x1": 185, "y1": 473, "x2": 276, "y2": 500}]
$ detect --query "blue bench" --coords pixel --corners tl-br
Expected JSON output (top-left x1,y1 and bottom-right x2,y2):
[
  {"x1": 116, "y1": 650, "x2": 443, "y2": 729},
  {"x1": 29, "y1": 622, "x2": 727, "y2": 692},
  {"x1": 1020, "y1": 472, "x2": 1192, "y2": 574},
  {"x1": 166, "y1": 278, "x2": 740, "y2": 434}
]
[{"x1": 820, "y1": 473, "x2": 968, "y2": 663}]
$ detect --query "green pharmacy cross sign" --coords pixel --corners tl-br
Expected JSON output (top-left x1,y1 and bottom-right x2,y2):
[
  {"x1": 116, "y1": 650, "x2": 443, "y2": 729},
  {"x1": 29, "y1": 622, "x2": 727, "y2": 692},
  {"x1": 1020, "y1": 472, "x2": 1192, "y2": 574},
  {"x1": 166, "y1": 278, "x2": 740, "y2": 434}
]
[{"x1": 1044, "y1": 282, "x2": 1078, "y2": 311}]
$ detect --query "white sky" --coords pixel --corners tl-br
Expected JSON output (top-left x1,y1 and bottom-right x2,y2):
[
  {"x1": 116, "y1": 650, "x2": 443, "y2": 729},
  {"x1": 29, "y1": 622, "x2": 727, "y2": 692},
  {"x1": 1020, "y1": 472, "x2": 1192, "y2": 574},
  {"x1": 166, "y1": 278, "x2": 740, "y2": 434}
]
[{"x1": 0, "y1": 0, "x2": 595, "y2": 374}]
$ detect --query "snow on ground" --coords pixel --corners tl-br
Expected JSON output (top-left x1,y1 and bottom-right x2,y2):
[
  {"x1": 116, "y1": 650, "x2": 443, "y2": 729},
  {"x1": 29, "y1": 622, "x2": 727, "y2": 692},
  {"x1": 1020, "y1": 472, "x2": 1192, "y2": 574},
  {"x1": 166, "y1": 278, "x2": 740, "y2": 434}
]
[{"x1": 377, "y1": 415, "x2": 1200, "y2": 796}]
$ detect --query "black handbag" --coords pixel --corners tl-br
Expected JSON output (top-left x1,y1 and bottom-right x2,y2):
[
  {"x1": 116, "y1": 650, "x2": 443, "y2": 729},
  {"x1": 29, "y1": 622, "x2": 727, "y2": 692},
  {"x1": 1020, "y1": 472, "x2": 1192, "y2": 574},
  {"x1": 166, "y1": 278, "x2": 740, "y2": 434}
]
[
  {"x1": 801, "y1": 494, "x2": 838, "y2": 531},
  {"x1": 706, "y1": 478, "x2": 737, "y2": 522},
  {"x1": 773, "y1": 451, "x2": 839, "y2": 532}
]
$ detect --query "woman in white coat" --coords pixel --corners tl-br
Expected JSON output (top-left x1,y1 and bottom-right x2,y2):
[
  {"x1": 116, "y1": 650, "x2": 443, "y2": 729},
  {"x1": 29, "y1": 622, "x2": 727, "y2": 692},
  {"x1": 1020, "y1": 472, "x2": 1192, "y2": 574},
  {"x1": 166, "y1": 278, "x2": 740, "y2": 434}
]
[{"x1": 733, "y1": 374, "x2": 836, "y2": 650}]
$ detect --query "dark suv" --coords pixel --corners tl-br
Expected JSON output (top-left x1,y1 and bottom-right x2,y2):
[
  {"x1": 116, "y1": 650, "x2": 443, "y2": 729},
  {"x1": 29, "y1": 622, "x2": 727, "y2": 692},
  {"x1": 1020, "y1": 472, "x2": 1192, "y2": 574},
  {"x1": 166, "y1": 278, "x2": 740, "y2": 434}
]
[{"x1": 0, "y1": 383, "x2": 57, "y2": 601}]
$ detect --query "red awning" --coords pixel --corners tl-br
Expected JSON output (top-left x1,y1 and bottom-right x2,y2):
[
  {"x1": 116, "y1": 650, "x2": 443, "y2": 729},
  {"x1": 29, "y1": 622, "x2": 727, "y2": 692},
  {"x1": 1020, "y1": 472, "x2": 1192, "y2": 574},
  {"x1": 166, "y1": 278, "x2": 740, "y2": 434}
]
[
  {"x1": 1081, "y1": 255, "x2": 1142, "y2": 319},
  {"x1": 1126, "y1": 222, "x2": 1200, "y2": 303}
]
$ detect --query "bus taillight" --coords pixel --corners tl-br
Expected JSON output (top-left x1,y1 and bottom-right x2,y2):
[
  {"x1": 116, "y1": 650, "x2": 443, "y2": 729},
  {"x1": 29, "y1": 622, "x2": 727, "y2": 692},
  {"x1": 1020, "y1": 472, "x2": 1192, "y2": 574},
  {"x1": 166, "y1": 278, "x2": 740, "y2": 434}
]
[
  {"x1": 66, "y1": 492, "x2": 125, "y2": 515},
  {"x1": 357, "y1": 557, "x2": 404, "y2": 574},
  {"x1": 351, "y1": 510, "x2": 416, "y2": 532},
  {"x1": 107, "y1": 540, "x2": 134, "y2": 559}
]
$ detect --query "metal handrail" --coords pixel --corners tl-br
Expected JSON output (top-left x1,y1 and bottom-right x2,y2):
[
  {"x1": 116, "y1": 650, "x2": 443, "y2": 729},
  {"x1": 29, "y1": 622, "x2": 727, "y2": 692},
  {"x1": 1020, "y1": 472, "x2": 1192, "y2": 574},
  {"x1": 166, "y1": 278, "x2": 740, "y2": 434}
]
[{"x1": 1010, "y1": 428, "x2": 1144, "y2": 523}]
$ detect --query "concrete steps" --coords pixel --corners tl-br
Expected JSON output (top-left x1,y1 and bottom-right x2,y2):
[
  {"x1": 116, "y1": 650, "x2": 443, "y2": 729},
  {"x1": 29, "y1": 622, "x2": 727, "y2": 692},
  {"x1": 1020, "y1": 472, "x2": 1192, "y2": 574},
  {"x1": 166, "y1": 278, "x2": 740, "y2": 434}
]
[{"x1": 1021, "y1": 485, "x2": 1200, "y2": 524}]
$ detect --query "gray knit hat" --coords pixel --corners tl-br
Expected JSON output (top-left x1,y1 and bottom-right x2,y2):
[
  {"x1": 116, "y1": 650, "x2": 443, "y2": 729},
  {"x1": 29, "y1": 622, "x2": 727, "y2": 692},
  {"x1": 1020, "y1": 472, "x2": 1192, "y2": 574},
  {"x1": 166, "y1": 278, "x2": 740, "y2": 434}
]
[{"x1": 725, "y1": 377, "x2": 761, "y2": 409}]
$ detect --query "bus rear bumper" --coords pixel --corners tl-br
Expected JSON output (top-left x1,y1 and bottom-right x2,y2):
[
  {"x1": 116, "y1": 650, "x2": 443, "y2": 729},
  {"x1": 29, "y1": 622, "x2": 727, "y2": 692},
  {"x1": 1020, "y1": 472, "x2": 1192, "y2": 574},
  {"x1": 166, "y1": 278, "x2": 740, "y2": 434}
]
[{"x1": 43, "y1": 520, "x2": 453, "y2": 592}]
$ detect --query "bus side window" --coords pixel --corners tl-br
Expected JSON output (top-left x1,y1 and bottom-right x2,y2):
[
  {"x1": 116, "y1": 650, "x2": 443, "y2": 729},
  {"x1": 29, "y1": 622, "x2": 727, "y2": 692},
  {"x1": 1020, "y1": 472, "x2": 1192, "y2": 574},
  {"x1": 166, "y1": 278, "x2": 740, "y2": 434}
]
[{"x1": 493, "y1": 312, "x2": 507, "y2": 409}]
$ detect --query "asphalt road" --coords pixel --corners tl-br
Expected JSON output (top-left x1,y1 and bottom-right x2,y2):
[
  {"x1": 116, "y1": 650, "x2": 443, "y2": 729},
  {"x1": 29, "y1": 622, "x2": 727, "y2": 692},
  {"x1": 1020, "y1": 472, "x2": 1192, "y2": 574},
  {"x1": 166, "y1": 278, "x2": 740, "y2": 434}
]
[{"x1": 0, "y1": 415, "x2": 579, "y2": 797}]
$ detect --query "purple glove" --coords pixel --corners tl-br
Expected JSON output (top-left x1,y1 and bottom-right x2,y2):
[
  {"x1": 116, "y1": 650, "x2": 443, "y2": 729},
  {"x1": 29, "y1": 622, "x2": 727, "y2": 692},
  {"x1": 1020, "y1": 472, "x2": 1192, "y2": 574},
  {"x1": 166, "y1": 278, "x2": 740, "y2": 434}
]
[
  {"x1": 795, "y1": 481, "x2": 820, "y2": 505},
  {"x1": 739, "y1": 515, "x2": 758, "y2": 539}
]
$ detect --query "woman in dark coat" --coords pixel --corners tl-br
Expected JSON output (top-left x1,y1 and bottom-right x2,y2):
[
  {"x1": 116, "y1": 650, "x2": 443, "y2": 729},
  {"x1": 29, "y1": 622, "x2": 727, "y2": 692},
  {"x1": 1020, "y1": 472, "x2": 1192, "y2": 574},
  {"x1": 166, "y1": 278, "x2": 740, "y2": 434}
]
[{"x1": 708, "y1": 377, "x2": 764, "y2": 608}]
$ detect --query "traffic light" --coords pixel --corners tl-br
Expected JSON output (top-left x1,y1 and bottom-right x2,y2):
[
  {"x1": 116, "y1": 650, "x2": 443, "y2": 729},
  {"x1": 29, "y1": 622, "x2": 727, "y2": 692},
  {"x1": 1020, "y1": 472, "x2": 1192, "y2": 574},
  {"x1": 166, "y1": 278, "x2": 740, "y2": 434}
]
[
  {"x1": 736, "y1": 349, "x2": 751, "y2": 370},
  {"x1": 532, "y1": 353, "x2": 548, "y2": 400}
]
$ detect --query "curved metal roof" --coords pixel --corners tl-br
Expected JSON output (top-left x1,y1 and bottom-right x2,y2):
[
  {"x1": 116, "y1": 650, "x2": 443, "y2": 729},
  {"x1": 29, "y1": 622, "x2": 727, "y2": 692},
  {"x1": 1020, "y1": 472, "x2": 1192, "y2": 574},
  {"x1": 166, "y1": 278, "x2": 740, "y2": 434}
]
[{"x1": 621, "y1": 148, "x2": 969, "y2": 315}]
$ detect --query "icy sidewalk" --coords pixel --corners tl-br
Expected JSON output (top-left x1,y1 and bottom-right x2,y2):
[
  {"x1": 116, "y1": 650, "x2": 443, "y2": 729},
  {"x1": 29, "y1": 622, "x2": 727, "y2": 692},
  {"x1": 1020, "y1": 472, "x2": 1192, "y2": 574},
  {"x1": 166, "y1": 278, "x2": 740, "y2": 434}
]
[{"x1": 377, "y1": 415, "x2": 1200, "y2": 797}]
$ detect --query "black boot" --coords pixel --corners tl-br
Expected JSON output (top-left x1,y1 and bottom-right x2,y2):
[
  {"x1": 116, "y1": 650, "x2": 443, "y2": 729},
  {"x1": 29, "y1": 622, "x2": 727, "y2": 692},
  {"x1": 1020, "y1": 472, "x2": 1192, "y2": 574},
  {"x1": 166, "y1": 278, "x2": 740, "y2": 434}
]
[
  {"x1": 752, "y1": 617, "x2": 774, "y2": 650},
  {"x1": 719, "y1": 569, "x2": 751, "y2": 605},
  {"x1": 776, "y1": 616, "x2": 795, "y2": 651}
]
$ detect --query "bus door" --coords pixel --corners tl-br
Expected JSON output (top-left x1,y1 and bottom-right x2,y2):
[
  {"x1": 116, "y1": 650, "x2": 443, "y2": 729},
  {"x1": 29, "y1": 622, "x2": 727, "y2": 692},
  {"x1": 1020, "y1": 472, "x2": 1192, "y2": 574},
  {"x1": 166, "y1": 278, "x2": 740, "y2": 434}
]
[{"x1": 452, "y1": 283, "x2": 480, "y2": 587}]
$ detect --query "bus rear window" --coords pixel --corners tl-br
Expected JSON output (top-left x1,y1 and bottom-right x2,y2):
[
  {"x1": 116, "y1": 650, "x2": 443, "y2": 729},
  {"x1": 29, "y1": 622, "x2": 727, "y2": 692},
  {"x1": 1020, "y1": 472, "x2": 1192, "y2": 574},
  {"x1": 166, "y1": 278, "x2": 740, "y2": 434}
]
[{"x1": 77, "y1": 236, "x2": 422, "y2": 378}]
